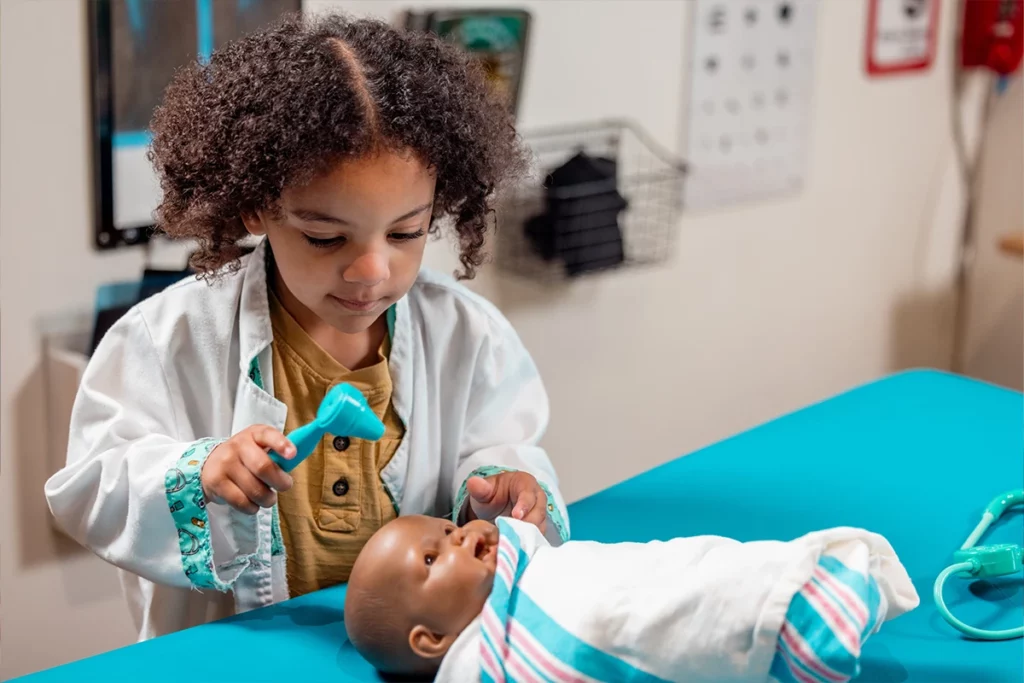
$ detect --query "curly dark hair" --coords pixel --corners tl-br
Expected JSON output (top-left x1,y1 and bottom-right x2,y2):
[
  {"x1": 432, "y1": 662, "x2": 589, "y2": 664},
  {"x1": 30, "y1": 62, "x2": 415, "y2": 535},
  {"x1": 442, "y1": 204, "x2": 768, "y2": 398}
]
[{"x1": 148, "y1": 12, "x2": 529, "y2": 279}]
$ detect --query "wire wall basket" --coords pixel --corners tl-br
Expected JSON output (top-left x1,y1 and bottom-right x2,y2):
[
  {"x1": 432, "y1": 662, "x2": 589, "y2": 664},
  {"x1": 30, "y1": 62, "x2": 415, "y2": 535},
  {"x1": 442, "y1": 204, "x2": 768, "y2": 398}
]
[{"x1": 494, "y1": 119, "x2": 686, "y2": 280}]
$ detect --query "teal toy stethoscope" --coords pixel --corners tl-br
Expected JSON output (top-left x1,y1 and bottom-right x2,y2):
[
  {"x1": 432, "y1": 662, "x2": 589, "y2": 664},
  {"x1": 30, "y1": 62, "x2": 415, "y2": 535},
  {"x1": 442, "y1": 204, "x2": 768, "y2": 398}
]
[
  {"x1": 267, "y1": 383, "x2": 385, "y2": 473},
  {"x1": 933, "y1": 488, "x2": 1024, "y2": 640}
]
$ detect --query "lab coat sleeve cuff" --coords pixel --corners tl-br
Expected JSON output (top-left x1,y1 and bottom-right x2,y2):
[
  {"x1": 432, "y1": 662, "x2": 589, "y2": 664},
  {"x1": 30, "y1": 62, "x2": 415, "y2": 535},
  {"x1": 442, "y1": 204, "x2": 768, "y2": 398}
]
[
  {"x1": 452, "y1": 465, "x2": 570, "y2": 544},
  {"x1": 165, "y1": 438, "x2": 241, "y2": 591}
]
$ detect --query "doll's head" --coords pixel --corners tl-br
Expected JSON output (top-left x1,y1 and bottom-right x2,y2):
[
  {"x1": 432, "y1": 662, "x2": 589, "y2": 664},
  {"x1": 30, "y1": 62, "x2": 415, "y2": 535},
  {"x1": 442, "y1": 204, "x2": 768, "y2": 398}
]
[{"x1": 344, "y1": 515, "x2": 499, "y2": 676}]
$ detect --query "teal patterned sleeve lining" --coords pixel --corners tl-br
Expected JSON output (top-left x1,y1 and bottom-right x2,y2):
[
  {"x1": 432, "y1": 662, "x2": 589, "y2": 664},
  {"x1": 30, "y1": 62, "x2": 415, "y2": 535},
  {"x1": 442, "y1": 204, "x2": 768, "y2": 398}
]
[
  {"x1": 271, "y1": 505, "x2": 284, "y2": 557},
  {"x1": 164, "y1": 437, "x2": 238, "y2": 590},
  {"x1": 451, "y1": 465, "x2": 570, "y2": 543}
]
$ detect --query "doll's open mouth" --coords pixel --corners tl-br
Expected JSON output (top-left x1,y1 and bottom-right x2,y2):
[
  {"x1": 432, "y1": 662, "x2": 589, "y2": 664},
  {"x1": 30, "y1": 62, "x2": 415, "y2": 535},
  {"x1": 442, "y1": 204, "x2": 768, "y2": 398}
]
[{"x1": 476, "y1": 539, "x2": 497, "y2": 566}]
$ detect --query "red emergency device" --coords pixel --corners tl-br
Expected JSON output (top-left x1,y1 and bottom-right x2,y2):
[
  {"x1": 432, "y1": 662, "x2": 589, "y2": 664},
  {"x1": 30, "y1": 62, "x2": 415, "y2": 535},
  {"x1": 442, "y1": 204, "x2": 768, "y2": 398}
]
[{"x1": 960, "y1": 0, "x2": 1023, "y2": 75}]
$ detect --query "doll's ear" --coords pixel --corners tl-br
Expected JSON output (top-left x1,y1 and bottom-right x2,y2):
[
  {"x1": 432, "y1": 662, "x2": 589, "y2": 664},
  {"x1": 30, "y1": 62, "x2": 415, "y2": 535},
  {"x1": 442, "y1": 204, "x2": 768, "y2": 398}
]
[{"x1": 408, "y1": 624, "x2": 456, "y2": 660}]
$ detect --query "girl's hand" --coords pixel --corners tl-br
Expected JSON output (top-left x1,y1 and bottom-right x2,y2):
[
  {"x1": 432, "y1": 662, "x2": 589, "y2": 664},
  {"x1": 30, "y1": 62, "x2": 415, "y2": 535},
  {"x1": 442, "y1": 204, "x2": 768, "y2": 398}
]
[
  {"x1": 201, "y1": 426, "x2": 295, "y2": 515},
  {"x1": 465, "y1": 472, "x2": 548, "y2": 535}
]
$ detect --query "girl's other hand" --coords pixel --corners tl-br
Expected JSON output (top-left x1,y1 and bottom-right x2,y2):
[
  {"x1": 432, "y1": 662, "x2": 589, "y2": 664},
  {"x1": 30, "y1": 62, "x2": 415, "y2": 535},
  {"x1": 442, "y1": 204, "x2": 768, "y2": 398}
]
[{"x1": 465, "y1": 472, "x2": 548, "y2": 535}]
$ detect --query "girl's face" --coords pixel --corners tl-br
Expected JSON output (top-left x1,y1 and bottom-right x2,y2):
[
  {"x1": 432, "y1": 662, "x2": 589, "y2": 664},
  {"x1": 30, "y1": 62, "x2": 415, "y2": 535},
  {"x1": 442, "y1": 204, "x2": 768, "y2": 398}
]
[{"x1": 244, "y1": 150, "x2": 435, "y2": 334}]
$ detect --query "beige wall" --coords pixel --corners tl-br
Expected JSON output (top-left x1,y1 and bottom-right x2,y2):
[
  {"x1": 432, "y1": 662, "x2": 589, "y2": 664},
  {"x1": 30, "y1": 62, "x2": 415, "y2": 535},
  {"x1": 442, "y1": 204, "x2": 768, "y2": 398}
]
[
  {"x1": 962, "y1": 76, "x2": 1023, "y2": 392},
  {"x1": 2, "y1": 0, "x2": 1020, "y2": 678},
  {"x1": 1, "y1": 1, "x2": 145, "y2": 678}
]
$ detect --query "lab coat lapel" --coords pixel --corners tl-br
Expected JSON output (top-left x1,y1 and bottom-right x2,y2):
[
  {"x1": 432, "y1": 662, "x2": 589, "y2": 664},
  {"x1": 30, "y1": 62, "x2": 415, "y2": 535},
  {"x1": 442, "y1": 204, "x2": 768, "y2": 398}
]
[
  {"x1": 381, "y1": 289, "x2": 413, "y2": 507},
  {"x1": 233, "y1": 237, "x2": 286, "y2": 424},
  {"x1": 230, "y1": 238, "x2": 287, "y2": 613}
]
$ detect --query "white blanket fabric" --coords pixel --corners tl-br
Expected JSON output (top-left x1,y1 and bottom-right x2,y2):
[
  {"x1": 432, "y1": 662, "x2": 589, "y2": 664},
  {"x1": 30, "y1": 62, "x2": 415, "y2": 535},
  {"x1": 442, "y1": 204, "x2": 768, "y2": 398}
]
[{"x1": 435, "y1": 518, "x2": 919, "y2": 683}]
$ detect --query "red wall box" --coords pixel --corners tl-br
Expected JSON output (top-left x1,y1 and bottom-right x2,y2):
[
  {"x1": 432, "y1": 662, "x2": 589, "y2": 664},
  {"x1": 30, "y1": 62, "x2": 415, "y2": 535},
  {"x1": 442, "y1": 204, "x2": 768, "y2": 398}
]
[{"x1": 866, "y1": 0, "x2": 940, "y2": 76}]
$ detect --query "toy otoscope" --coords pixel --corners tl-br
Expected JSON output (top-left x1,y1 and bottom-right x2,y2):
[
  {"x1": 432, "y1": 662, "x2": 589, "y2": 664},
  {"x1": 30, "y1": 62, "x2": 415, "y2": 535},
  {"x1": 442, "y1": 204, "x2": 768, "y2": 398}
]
[
  {"x1": 933, "y1": 488, "x2": 1024, "y2": 640},
  {"x1": 268, "y1": 383, "x2": 385, "y2": 473}
]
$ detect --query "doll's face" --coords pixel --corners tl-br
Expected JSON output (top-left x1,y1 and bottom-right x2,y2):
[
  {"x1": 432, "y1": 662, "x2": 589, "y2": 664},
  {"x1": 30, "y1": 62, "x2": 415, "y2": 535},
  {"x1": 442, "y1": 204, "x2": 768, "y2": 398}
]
[{"x1": 345, "y1": 516, "x2": 499, "y2": 674}]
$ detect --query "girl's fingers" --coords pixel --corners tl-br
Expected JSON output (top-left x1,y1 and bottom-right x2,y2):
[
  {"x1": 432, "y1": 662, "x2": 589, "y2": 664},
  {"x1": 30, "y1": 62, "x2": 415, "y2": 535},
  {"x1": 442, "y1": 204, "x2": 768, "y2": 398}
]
[
  {"x1": 240, "y1": 442, "x2": 294, "y2": 493},
  {"x1": 229, "y1": 462, "x2": 278, "y2": 509},
  {"x1": 512, "y1": 490, "x2": 537, "y2": 520},
  {"x1": 251, "y1": 426, "x2": 295, "y2": 459},
  {"x1": 217, "y1": 481, "x2": 261, "y2": 515},
  {"x1": 518, "y1": 488, "x2": 548, "y2": 533}
]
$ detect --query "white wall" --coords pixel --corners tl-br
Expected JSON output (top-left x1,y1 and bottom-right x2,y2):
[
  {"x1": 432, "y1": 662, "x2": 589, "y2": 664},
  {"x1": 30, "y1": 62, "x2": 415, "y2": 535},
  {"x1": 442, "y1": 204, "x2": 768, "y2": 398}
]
[
  {"x1": 2, "y1": 0, "x2": 1020, "y2": 678},
  {"x1": 962, "y1": 76, "x2": 1023, "y2": 392},
  {"x1": 319, "y1": 0, "x2": 1022, "y2": 501},
  {"x1": 0, "y1": 1, "x2": 145, "y2": 678},
  {"x1": 0, "y1": 1, "x2": 151, "y2": 677}
]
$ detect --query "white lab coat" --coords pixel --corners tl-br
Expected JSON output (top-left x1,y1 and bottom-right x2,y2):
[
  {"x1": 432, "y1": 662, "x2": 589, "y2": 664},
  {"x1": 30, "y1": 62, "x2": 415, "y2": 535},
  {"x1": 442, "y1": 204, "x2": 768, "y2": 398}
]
[{"x1": 44, "y1": 237, "x2": 569, "y2": 641}]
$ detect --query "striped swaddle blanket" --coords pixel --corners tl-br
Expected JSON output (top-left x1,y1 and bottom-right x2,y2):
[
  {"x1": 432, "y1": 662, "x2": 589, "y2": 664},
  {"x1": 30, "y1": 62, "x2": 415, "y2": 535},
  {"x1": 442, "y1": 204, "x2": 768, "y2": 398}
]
[
  {"x1": 769, "y1": 542, "x2": 887, "y2": 683},
  {"x1": 435, "y1": 519, "x2": 917, "y2": 683}
]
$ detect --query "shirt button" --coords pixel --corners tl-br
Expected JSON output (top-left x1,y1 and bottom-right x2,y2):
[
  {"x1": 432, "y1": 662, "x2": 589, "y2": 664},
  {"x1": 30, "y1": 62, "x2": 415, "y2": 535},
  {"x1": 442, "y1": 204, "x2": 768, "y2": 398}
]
[
  {"x1": 332, "y1": 436, "x2": 350, "y2": 452},
  {"x1": 332, "y1": 478, "x2": 349, "y2": 496}
]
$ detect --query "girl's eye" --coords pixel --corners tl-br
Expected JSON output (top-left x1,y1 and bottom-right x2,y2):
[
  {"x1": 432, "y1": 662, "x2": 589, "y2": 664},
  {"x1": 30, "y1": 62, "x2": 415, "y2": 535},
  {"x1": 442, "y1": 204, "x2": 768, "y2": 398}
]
[
  {"x1": 424, "y1": 554, "x2": 435, "y2": 566},
  {"x1": 389, "y1": 229, "x2": 425, "y2": 242},
  {"x1": 303, "y1": 234, "x2": 345, "y2": 249},
  {"x1": 444, "y1": 527, "x2": 453, "y2": 536}
]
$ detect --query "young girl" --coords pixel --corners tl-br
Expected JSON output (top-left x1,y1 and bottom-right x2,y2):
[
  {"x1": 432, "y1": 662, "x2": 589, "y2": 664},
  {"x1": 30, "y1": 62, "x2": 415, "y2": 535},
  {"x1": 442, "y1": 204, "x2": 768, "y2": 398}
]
[{"x1": 44, "y1": 12, "x2": 568, "y2": 641}]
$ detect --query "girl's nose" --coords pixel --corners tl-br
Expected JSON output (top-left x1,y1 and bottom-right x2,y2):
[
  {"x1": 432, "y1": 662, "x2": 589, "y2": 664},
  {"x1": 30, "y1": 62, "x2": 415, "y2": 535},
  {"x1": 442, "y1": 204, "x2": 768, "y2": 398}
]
[{"x1": 343, "y1": 250, "x2": 389, "y2": 286}]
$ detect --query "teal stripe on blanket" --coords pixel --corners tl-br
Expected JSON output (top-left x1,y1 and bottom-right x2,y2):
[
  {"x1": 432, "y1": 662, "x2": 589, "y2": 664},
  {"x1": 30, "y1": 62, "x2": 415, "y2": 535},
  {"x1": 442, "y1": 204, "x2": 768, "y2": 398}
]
[
  {"x1": 508, "y1": 590, "x2": 671, "y2": 683},
  {"x1": 769, "y1": 555, "x2": 883, "y2": 683},
  {"x1": 487, "y1": 519, "x2": 669, "y2": 683}
]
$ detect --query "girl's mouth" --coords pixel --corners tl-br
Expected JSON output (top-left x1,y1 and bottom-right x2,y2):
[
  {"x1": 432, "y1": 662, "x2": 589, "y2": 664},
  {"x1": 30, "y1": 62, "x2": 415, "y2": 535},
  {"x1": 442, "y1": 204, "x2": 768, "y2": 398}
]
[{"x1": 331, "y1": 295, "x2": 381, "y2": 313}]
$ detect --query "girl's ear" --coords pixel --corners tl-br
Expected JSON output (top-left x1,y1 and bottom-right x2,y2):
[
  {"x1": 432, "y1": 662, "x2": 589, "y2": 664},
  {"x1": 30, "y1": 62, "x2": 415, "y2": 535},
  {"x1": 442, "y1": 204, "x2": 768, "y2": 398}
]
[
  {"x1": 240, "y1": 210, "x2": 266, "y2": 237},
  {"x1": 408, "y1": 624, "x2": 456, "y2": 661}
]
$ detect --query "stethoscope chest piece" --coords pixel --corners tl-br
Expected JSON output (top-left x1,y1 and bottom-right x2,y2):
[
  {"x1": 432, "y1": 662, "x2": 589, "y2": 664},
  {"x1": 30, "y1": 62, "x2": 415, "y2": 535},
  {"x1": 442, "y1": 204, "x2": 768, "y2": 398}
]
[
  {"x1": 933, "y1": 489, "x2": 1024, "y2": 641},
  {"x1": 952, "y1": 543, "x2": 1023, "y2": 578}
]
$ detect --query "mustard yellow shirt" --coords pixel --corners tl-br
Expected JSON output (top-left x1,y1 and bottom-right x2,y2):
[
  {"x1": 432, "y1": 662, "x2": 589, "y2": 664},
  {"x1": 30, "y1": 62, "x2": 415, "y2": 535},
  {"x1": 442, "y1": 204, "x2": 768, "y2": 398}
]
[{"x1": 269, "y1": 291, "x2": 402, "y2": 597}]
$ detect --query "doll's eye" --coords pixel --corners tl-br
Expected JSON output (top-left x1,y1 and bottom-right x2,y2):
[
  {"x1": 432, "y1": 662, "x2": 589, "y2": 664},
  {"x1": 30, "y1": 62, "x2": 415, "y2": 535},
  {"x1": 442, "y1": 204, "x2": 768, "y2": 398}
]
[
  {"x1": 424, "y1": 554, "x2": 435, "y2": 566},
  {"x1": 444, "y1": 527, "x2": 454, "y2": 535}
]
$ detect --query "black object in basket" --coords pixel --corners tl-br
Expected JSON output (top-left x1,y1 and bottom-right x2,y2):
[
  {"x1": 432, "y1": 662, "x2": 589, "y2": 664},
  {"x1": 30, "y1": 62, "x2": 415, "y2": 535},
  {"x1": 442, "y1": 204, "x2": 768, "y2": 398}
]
[
  {"x1": 526, "y1": 152, "x2": 629, "y2": 275},
  {"x1": 496, "y1": 119, "x2": 686, "y2": 280}
]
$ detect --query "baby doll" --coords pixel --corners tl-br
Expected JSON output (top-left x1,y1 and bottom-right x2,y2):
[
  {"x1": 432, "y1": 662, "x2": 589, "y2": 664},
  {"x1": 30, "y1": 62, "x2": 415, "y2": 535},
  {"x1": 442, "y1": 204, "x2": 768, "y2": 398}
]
[{"x1": 344, "y1": 515, "x2": 919, "y2": 683}]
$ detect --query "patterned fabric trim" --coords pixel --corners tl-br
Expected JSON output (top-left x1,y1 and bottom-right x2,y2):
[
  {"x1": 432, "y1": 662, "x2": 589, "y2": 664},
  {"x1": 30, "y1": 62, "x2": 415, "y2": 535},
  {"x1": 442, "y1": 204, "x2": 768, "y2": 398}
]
[{"x1": 165, "y1": 437, "x2": 240, "y2": 590}]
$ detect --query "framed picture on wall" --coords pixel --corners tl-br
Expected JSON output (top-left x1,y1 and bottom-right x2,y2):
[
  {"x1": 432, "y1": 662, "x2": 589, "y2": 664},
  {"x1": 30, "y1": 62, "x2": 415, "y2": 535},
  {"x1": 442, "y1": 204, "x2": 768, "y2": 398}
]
[
  {"x1": 87, "y1": 0, "x2": 300, "y2": 250},
  {"x1": 404, "y1": 8, "x2": 531, "y2": 118}
]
